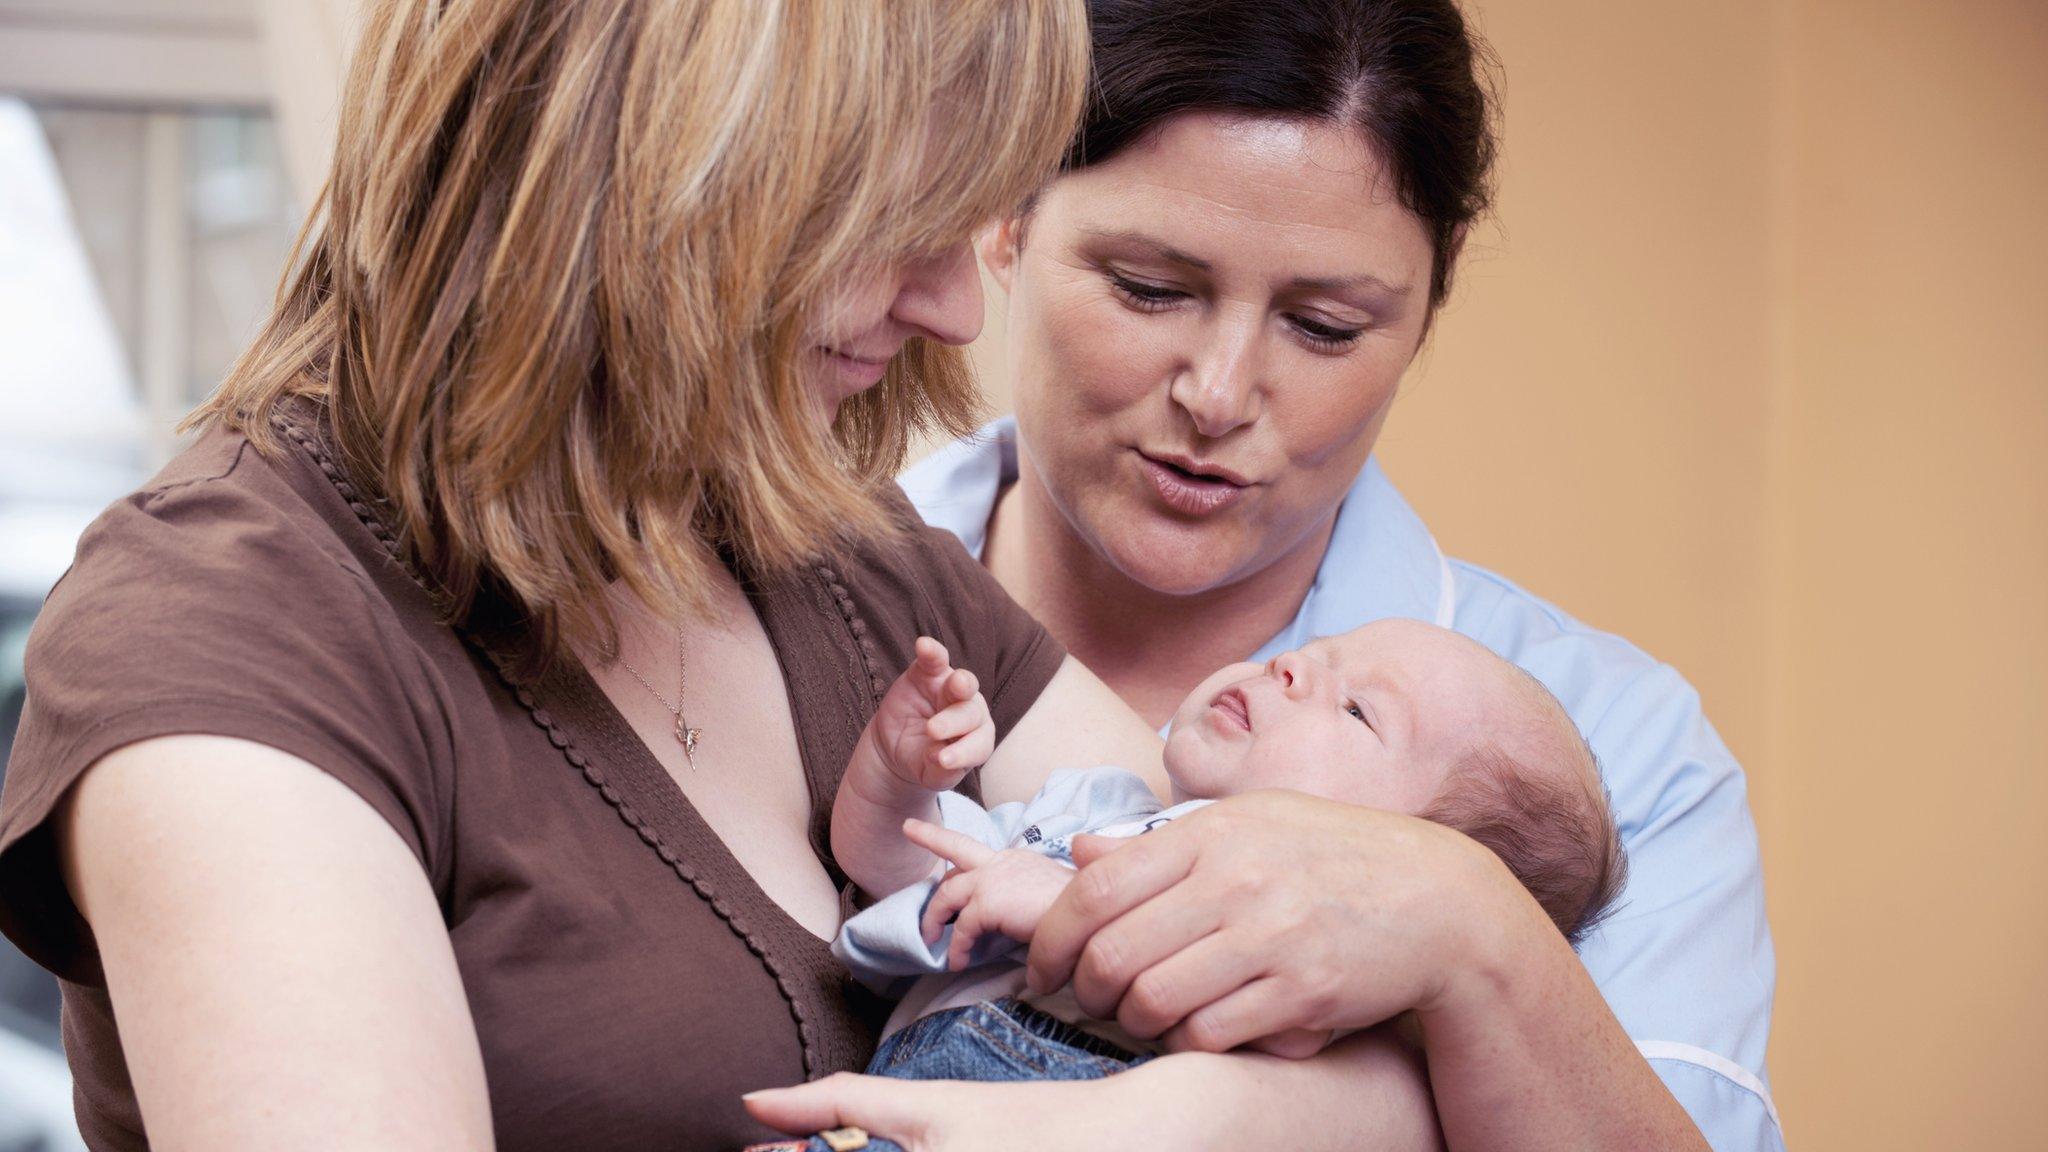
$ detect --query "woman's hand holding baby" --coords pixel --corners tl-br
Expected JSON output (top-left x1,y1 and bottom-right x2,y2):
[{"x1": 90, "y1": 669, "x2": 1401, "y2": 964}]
[
  {"x1": 1026, "y1": 790, "x2": 1543, "y2": 1054},
  {"x1": 902, "y1": 818, "x2": 1074, "y2": 971}
]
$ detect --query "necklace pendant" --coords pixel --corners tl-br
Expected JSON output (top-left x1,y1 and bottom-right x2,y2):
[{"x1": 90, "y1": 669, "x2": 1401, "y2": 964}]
[{"x1": 676, "y1": 717, "x2": 702, "y2": 764}]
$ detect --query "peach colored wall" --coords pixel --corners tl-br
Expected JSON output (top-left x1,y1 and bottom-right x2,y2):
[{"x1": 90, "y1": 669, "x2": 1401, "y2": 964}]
[
  {"x1": 1764, "y1": 1, "x2": 2048, "y2": 1146},
  {"x1": 961, "y1": 1, "x2": 2048, "y2": 1146}
]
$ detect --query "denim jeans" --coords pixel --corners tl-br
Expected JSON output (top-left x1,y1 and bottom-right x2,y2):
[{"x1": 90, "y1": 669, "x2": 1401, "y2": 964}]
[{"x1": 742, "y1": 998, "x2": 1150, "y2": 1152}]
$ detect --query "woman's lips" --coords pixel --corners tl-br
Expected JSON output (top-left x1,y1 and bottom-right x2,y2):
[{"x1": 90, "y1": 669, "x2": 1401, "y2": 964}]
[
  {"x1": 1208, "y1": 687, "x2": 1252, "y2": 734},
  {"x1": 821, "y1": 346, "x2": 892, "y2": 387},
  {"x1": 1139, "y1": 451, "x2": 1250, "y2": 517}
]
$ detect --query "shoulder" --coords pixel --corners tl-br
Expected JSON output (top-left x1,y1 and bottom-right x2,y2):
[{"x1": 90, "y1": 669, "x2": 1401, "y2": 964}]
[
  {"x1": 1445, "y1": 558, "x2": 1756, "y2": 847},
  {"x1": 1448, "y1": 561, "x2": 1778, "y2": 1126},
  {"x1": 17, "y1": 418, "x2": 450, "y2": 761},
  {"x1": 898, "y1": 422, "x2": 1011, "y2": 556},
  {"x1": 1448, "y1": 560, "x2": 1706, "y2": 750},
  {"x1": 8, "y1": 421, "x2": 453, "y2": 865},
  {"x1": 1, "y1": 427, "x2": 458, "y2": 980},
  {"x1": 24, "y1": 423, "x2": 428, "y2": 709},
  {"x1": 52, "y1": 423, "x2": 391, "y2": 618}
]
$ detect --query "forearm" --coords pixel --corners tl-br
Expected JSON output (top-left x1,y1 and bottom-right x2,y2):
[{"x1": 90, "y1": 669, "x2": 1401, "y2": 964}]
[
  {"x1": 831, "y1": 726, "x2": 943, "y2": 898},
  {"x1": 1117, "y1": 1027, "x2": 1442, "y2": 1151},
  {"x1": 1417, "y1": 898, "x2": 1709, "y2": 1152}
]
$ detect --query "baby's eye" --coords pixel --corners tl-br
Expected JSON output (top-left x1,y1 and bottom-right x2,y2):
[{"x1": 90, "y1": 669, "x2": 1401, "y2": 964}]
[{"x1": 1344, "y1": 701, "x2": 1368, "y2": 724}]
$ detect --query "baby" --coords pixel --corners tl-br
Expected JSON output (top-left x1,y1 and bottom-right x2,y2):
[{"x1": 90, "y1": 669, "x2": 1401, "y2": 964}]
[{"x1": 814, "y1": 618, "x2": 1625, "y2": 1139}]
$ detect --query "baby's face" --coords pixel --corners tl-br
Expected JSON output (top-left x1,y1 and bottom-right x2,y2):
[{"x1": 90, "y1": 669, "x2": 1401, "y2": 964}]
[{"x1": 1162, "y1": 618, "x2": 1555, "y2": 810}]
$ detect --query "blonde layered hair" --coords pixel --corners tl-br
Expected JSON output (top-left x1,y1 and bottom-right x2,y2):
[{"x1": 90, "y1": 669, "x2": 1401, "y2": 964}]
[{"x1": 191, "y1": 0, "x2": 1088, "y2": 667}]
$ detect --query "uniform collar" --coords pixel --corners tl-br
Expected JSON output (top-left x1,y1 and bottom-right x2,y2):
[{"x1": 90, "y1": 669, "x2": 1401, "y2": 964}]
[
  {"x1": 898, "y1": 418, "x2": 1018, "y2": 561},
  {"x1": 899, "y1": 416, "x2": 1453, "y2": 664},
  {"x1": 1261, "y1": 445, "x2": 1455, "y2": 661}
]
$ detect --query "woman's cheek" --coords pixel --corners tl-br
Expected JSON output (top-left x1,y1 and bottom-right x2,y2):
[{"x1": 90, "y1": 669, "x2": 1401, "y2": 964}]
[
  {"x1": 1038, "y1": 290, "x2": 1173, "y2": 420},
  {"x1": 1270, "y1": 357, "x2": 1402, "y2": 473}
]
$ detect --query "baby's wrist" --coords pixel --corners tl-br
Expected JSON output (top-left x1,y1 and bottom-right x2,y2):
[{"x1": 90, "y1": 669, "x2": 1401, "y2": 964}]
[{"x1": 846, "y1": 725, "x2": 938, "y2": 812}]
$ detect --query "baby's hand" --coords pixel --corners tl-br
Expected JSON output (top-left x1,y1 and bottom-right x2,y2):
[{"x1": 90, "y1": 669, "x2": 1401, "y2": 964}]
[
  {"x1": 904, "y1": 818, "x2": 1076, "y2": 971},
  {"x1": 866, "y1": 637, "x2": 995, "y2": 792}
]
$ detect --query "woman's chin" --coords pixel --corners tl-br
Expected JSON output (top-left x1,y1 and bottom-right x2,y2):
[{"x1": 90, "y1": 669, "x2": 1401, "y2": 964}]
[{"x1": 1093, "y1": 513, "x2": 1267, "y2": 598}]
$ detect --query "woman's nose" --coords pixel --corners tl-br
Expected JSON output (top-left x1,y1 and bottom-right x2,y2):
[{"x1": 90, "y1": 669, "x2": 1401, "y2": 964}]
[
  {"x1": 888, "y1": 241, "x2": 984, "y2": 347},
  {"x1": 1168, "y1": 320, "x2": 1261, "y2": 438}
]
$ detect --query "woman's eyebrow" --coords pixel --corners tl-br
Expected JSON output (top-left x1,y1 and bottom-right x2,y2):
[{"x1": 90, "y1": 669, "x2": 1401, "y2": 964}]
[
  {"x1": 1079, "y1": 227, "x2": 1212, "y2": 271},
  {"x1": 1284, "y1": 271, "x2": 1413, "y2": 301}
]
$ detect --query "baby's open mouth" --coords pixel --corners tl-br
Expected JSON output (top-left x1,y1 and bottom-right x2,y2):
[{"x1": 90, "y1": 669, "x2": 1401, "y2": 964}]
[{"x1": 1209, "y1": 687, "x2": 1252, "y2": 733}]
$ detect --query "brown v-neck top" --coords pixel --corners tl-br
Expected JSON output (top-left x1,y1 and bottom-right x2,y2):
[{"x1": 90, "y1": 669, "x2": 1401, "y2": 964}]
[{"x1": 0, "y1": 407, "x2": 1064, "y2": 1151}]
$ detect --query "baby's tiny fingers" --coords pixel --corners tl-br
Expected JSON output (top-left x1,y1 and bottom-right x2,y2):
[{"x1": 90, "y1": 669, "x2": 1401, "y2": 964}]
[
  {"x1": 954, "y1": 718, "x2": 996, "y2": 767},
  {"x1": 943, "y1": 667, "x2": 979, "y2": 703},
  {"x1": 925, "y1": 698, "x2": 985, "y2": 742},
  {"x1": 930, "y1": 745, "x2": 966, "y2": 775},
  {"x1": 902, "y1": 817, "x2": 997, "y2": 870},
  {"x1": 922, "y1": 871, "x2": 974, "y2": 942},
  {"x1": 912, "y1": 636, "x2": 952, "y2": 672},
  {"x1": 947, "y1": 904, "x2": 989, "y2": 971}
]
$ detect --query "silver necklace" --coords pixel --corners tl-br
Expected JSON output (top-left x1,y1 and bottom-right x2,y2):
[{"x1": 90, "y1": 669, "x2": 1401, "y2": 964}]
[{"x1": 616, "y1": 626, "x2": 703, "y2": 768}]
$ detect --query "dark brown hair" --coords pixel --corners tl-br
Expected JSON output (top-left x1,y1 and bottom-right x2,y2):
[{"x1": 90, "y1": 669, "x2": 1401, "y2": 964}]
[
  {"x1": 1423, "y1": 746, "x2": 1629, "y2": 945},
  {"x1": 1070, "y1": 0, "x2": 1498, "y2": 307}
]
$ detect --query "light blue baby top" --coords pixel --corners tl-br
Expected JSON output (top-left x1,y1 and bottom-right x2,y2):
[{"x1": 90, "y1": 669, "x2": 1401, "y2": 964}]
[
  {"x1": 894, "y1": 418, "x2": 1784, "y2": 1152},
  {"x1": 833, "y1": 766, "x2": 1207, "y2": 1051},
  {"x1": 834, "y1": 766, "x2": 1203, "y2": 991}
]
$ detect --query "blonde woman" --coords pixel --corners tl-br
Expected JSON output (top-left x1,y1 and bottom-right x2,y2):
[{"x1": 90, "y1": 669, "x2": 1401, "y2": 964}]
[{"x1": 0, "y1": 2, "x2": 1444, "y2": 1151}]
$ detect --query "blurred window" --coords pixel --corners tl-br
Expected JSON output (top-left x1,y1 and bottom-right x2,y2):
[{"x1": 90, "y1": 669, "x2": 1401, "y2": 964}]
[{"x1": 1, "y1": 88, "x2": 302, "y2": 1149}]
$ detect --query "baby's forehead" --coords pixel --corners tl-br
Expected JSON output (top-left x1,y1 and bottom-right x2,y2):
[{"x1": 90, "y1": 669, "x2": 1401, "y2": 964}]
[
  {"x1": 1309, "y1": 618, "x2": 1485, "y2": 674},
  {"x1": 1312, "y1": 621, "x2": 1547, "y2": 717}
]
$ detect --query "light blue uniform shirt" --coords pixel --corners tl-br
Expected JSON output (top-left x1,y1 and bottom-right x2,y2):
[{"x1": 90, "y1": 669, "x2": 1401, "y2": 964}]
[{"x1": 901, "y1": 418, "x2": 1785, "y2": 1152}]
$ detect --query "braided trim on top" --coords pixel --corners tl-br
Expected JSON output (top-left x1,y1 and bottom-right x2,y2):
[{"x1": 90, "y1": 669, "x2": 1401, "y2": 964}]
[
  {"x1": 272, "y1": 412, "x2": 821, "y2": 1076},
  {"x1": 812, "y1": 561, "x2": 886, "y2": 705}
]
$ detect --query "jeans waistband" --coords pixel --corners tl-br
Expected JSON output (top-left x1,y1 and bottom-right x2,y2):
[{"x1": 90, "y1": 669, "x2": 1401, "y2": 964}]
[{"x1": 982, "y1": 996, "x2": 1147, "y2": 1063}]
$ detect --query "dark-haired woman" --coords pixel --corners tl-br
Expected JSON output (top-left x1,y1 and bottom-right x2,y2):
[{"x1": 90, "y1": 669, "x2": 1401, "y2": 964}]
[{"x1": 751, "y1": 1, "x2": 1780, "y2": 1149}]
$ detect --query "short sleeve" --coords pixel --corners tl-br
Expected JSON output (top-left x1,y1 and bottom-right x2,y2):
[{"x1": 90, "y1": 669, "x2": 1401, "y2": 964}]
[
  {"x1": 1574, "y1": 665, "x2": 1783, "y2": 1149},
  {"x1": 1456, "y1": 565, "x2": 1782, "y2": 1149},
  {"x1": 849, "y1": 486, "x2": 1066, "y2": 744},
  {"x1": 0, "y1": 436, "x2": 452, "y2": 984}
]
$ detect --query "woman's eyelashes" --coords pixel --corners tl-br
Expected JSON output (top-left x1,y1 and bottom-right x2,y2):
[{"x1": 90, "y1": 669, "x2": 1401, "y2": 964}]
[
  {"x1": 1103, "y1": 271, "x2": 1366, "y2": 351},
  {"x1": 1288, "y1": 313, "x2": 1365, "y2": 351},
  {"x1": 1106, "y1": 270, "x2": 1186, "y2": 311}
]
